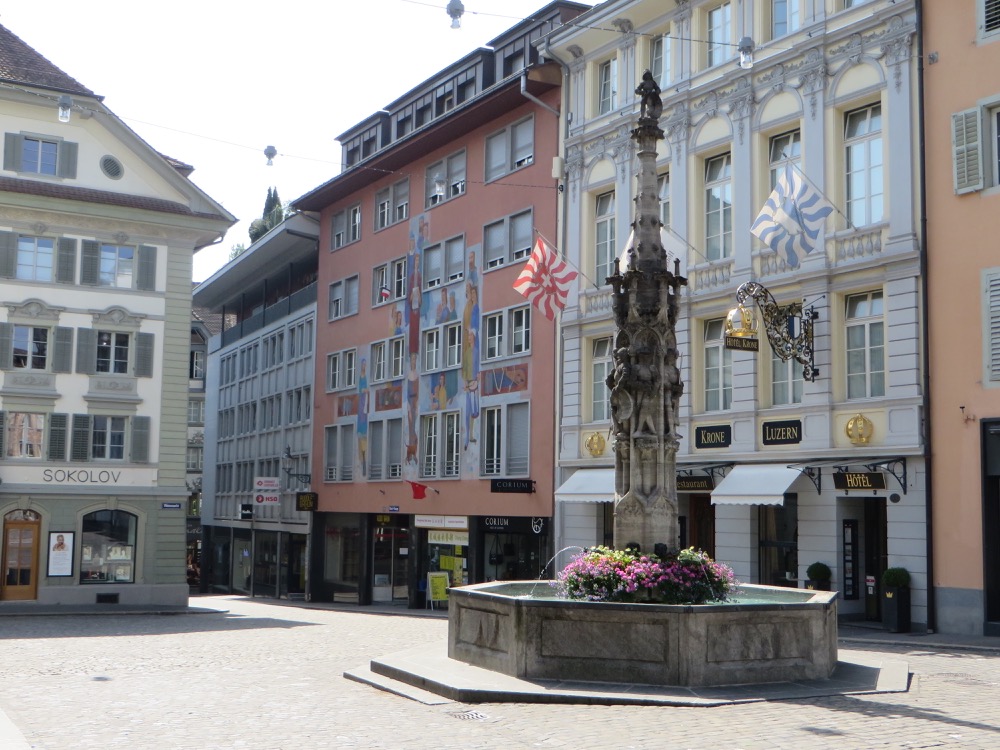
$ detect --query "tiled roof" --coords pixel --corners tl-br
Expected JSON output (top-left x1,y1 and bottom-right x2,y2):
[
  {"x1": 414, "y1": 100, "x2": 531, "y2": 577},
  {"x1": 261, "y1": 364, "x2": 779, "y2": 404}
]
[
  {"x1": 0, "y1": 175, "x2": 229, "y2": 221},
  {"x1": 0, "y1": 24, "x2": 95, "y2": 96},
  {"x1": 192, "y1": 305, "x2": 224, "y2": 336}
]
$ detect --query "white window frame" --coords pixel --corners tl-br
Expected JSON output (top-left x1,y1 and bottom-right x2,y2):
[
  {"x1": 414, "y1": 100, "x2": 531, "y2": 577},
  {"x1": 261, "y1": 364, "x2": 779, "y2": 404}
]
[
  {"x1": 485, "y1": 116, "x2": 534, "y2": 181},
  {"x1": 327, "y1": 348, "x2": 358, "y2": 391},
  {"x1": 595, "y1": 191, "x2": 616, "y2": 283},
  {"x1": 390, "y1": 337, "x2": 406, "y2": 378},
  {"x1": 424, "y1": 329, "x2": 440, "y2": 372},
  {"x1": 188, "y1": 399, "x2": 205, "y2": 425},
  {"x1": 651, "y1": 32, "x2": 671, "y2": 89},
  {"x1": 425, "y1": 150, "x2": 467, "y2": 207},
  {"x1": 16, "y1": 236, "x2": 54, "y2": 282},
  {"x1": 329, "y1": 275, "x2": 359, "y2": 320},
  {"x1": 480, "y1": 402, "x2": 529, "y2": 477},
  {"x1": 324, "y1": 423, "x2": 355, "y2": 482},
  {"x1": 371, "y1": 341, "x2": 388, "y2": 382},
  {"x1": 12, "y1": 324, "x2": 48, "y2": 371},
  {"x1": 768, "y1": 130, "x2": 801, "y2": 188},
  {"x1": 367, "y1": 417, "x2": 403, "y2": 480},
  {"x1": 98, "y1": 244, "x2": 134, "y2": 288},
  {"x1": 375, "y1": 179, "x2": 409, "y2": 230},
  {"x1": 705, "y1": 153, "x2": 732, "y2": 261},
  {"x1": 845, "y1": 290, "x2": 885, "y2": 400},
  {"x1": 91, "y1": 415, "x2": 127, "y2": 460},
  {"x1": 186, "y1": 446, "x2": 204, "y2": 471},
  {"x1": 771, "y1": 0, "x2": 800, "y2": 39},
  {"x1": 979, "y1": 0, "x2": 1000, "y2": 40},
  {"x1": 598, "y1": 57, "x2": 618, "y2": 115},
  {"x1": 421, "y1": 410, "x2": 461, "y2": 478},
  {"x1": 771, "y1": 347, "x2": 804, "y2": 406},
  {"x1": 445, "y1": 323, "x2": 462, "y2": 368},
  {"x1": 21, "y1": 135, "x2": 58, "y2": 175},
  {"x1": 4, "y1": 412, "x2": 44, "y2": 458},
  {"x1": 707, "y1": 2, "x2": 732, "y2": 68},
  {"x1": 96, "y1": 331, "x2": 130, "y2": 374},
  {"x1": 658, "y1": 173, "x2": 671, "y2": 230},
  {"x1": 591, "y1": 337, "x2": 613, "y2": 422},
  {"x1": 482, "y1": 306, "x2": 530, "y2": 361},
  {"x1": 704, "y1": 319, "x2": 732, "y2": 411},
  {"x1": 483, "y1": 210, "x2": 532, "y2": 269},
  {"x1": 844, "y1": 103, "x2": 884, "y2": 227}
]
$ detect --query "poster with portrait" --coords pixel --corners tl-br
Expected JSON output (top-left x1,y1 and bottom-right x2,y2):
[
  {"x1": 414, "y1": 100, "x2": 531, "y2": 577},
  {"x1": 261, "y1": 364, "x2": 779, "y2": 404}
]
[{"x1": 48, "y1": 531, "x2": 74, "y2": 577}]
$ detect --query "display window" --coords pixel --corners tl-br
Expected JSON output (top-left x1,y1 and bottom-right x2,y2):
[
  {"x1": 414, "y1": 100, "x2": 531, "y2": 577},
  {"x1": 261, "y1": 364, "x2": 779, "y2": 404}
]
[{"x1": 79, "y1": 510, "x2": 137, "y2": 583}]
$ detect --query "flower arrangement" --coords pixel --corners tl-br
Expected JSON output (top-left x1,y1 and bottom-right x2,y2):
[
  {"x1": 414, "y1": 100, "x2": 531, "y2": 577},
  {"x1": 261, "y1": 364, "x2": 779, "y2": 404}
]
[{"x1": 553, "y1": 546, "x2": 737, "y2": 605}]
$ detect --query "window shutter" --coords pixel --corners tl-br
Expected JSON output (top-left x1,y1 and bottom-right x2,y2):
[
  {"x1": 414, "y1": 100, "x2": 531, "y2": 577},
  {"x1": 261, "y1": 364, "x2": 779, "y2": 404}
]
[
  {"x1": 76, "y1": 328, "x2": 96, "y2": 374},
  {"x1": 56, "y1": 237, "x2": 77, "y2": 284},
  {"x1": 347, "y1": 277, "x2": 359, "y2": 314},
  {"x1": 0, "y1": 323, "x2": 11, "y2": 370},
  {"x1": 3, "y1": 133, "x2": 22, "y2": 172},
  {"x1": 80, "y1": 240, "x2": 100, "y2": 285},
  {"x1": 424, "y1": 245, "x2": 443, "y2": 286},
  {"x1": 506, "y1": 403, "x2": 530, "y2": 475},
  {"x1": 0, "y1": 231, "x2": 16, "y2": 278},
  {"x1": 47, "y1": 413, "x2": 68, "y2": 461},
  {"x1": 512, "y1": 119, "x2": 534, "y2": 167},
  {"x1": 56, "y1": 141, "x2": 78, "y2": 179},
  {"x1": 71, "y1": 413, "x2": 91, "y2": 461},
  {"x1": 953, "y1": 109, "x2": 983, "y2": 194},
  {"x1": 134, "y1": 332, "x2": 155, "y2": 377},
  {"x1": 988, "y1": 273, "x2": 1000, "y2": 382},
  {"x1": 131, "y1": 415, "x2": 150, "y2": 463},
  {"x1": 52, "y1": 327, "x2": 74, "y2": 373},
  {"x1": 0, "y1": 410, "x2": 5, "y2": 457},
  {"x1": 485, "y1": 132, "x2": 506, "y2": 180},
  {"x1": 137, "y1": 245, "x2": 156, "y2": 290}
]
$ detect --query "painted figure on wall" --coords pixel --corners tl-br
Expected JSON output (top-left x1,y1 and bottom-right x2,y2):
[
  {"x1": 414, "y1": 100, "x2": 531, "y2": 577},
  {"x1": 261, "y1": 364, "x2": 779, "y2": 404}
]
[
  {"x1": 357, "y1": 358, "x2": 369, "y2": 476},
  {"x1": 405, "y1": 351, "x2": 420, "y2": 464},
  {"x1": 407, "y1": 232, "x2": 422, "y2": 356},
  {"x1": 430, "y1": 372, "x2": 449, "y2": 410},
  {"x1": 462, "y1": 256, "x2": 481, "y2": 450}
]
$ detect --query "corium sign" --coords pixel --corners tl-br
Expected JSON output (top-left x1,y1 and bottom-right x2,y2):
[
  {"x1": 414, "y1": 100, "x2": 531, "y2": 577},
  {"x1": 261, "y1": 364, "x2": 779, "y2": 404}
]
[
  {"x1": 490, "y1": 479, "x2": 535, "y2": 493},
  {"x1": 695, "y1": 425, "x2": 731, "y2": 449},
  {"x1": 833, "y1": 472, "x2": 887, "y2": 491},
  {"x1": 762, "y1": 419, "x2": 802, "y2": 445}
]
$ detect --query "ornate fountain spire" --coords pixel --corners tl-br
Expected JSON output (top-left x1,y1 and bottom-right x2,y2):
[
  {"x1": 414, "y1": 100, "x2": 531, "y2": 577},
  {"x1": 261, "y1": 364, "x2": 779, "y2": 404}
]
[{"x1": 608, "y1": 70, "x2": 688, "y2": 553}]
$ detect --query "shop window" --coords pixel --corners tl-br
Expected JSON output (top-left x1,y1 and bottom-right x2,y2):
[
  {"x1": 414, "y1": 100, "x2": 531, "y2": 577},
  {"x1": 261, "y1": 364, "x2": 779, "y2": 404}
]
[
  {"x1": 757, "y1": 495, "x2": 798, "y2": 587},
  {"x1": 79, "y1": 509, "x2": 137, "y2": 583}
]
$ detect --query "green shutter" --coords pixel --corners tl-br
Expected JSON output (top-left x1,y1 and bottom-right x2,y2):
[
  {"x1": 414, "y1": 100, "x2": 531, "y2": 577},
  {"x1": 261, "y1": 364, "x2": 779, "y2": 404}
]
[
  {"x1": 80, "y1": 240, "x2": 100, "y2": 286},
  {"x1": 131, "y1": 415, "x2": 150, "y2": 463},
  {"x1": 0, "y1": 322, "x2": 11, "y2": 370},
  {"x1": 0, "y1": 410, "x2": 5, "y2": 458},
  {"x1": 134, "y1": 332, "x2": 154, "y2": 377},
  {"x1": 56, "y1": 237, "x2": 77, "y2": 284},
  {"x1": 70, "y1": 414, "x2": 91, "y2": 462},
  {"x1": 47, "y1": 413, "x2": 68, "y2": 461},
  {"x1": 3, "y1": 134, "x2": 22, "y2": 172},
  {"x1": 953, "y1": 109, "x2": 983, "y2": 194},
  {"x1": 137, "y1": 245, "x2": 156, "y2": 290},
  {"x1": 0, "y1": 231, "x2": 16, "y2": 278},
  {"x1": 52, "y1": 327, "x2": 74, "y2": 373},
  {"x1": 57, "y1": 141, "x2": 78, "y2": 179},
  {"x1": 76, "y1": 328, "x2": 96, "y2": 374}
]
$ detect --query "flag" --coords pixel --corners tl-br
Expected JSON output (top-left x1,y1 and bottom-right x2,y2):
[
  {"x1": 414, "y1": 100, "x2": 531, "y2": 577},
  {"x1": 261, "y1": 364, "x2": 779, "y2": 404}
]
[
  {"x1": 618, "y1": 226, "x2": 686, "y2": 275},
  {"x1": 379, "y1": 284, "x2": 391, "y2": 301},
  {"x1": 406, "y1": 480, "x2": 437, "y2": 499},
  {"x1": 751, "y1": 164, "x2": 833, "y2": 268},
  {"x1": 513, "y1": 238, "x2": 579, "y2": 321}
]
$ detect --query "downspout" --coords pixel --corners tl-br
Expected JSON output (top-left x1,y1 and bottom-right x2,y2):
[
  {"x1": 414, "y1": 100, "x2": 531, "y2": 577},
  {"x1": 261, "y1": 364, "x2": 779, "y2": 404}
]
[
  {"x1": 520, "y1": 68, "x2": 561, "y2": 118},
  {"x1": 915, "y1": 0, "x2": 935, "y2": 633}
]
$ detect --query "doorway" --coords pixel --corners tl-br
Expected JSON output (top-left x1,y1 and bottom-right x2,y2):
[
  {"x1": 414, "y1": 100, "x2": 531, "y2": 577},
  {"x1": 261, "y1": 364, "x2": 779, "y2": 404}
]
[
  {"x1": 2, "y1": 510, "x2": 41, "y2": 601},
  {"x1": 864, "y1": 498, "x2": 888, "y2": 621},
  {"x1": 687, "y1": 495, "x2": 716, "y2": 558},
  {"x1": 372, "y1": 523, "x2": 409, "y2": 602}
]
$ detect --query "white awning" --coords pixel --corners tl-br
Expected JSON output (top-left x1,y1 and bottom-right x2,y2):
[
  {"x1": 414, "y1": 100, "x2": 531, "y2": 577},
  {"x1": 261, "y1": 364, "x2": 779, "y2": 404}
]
[
  {"x1": 710, "y1": 464, "x2": 802, "y2": 506},
  {"x1": 555, "y1": 469, "x2": 615, "y2": 504}
]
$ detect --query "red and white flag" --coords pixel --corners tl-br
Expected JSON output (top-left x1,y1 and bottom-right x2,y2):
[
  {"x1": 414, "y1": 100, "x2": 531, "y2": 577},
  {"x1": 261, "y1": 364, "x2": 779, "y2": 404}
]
[
  {"x1": 512, "y1": 238, "x2": 578, "y2": 321},
  {"x1": 406, "y1": 480, "x2": 434, "y2": 499}
]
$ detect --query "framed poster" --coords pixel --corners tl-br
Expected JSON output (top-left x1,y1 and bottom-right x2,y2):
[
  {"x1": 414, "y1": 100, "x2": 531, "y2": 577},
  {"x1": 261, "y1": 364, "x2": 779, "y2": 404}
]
[
  {"x1": 427, "y1": 571, "x2": 450, "y2": 609},
  {"x1": 48, "y1": 532, "x2": 75, "y2": 577}
]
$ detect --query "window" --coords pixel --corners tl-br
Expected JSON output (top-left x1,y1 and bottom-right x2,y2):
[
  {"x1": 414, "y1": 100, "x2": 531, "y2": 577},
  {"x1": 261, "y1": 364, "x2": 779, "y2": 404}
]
[
  {"x1": 483, "y1": 306, "x2": 530, "y2": 360},
  {"x1": 12, "y1": 325, "x2": 48, "y2": 370},
  {"x1": 371, "y1": 341, "x2": 388, "y2": 382},
  {"x1": 758, "y1": 496, "x2": 797, "y2": 587},
  {"x1": 375, "y1": 179, "x2": 409, "y2": 229},
  {"x1": 986, "y1": 0, "x2": 1000, "y2": 35},
  {"x1": 651, "y1": 33, "x2": 671, "y2": 89},
  {"x1": 16, "y1": 236, "x2": 53, "y2": 281},
  {"x1": 704, "y1": 319, "x2": 732, "y2": 411},
  {"x1": 511, "y1": 307, "x2": 530, "y2": 354},
  {"x1": 595, "y1": 191, "x2": 616, "y2": 282},
  {"x1": 329, "y1": 275, "x2": 359, "y2": 319},
  {"x1": 80, "y1": 510, "x2": 137, "y2": 584},
  {"x1": 91, "y1": 416, "x2": 126, "y2": 459},
  {"x1": 4, "y1": 412, "x2": 44, "y2": 458},
  {"x1": 373, "y1": 259, "x2": 407, "y2": 305},
  {"x1": 330, "y1": 204, "x2": 361, "y2": 249},
  {"x1": 98, "y1": 244, "x2": 134, "y2": 288},
  {"x1": 952, "y1": 105, "x2": 1000, "y2": 194},
  {"x1": 327, "y1": 349, "x2": 357, "y2": 390},
  {"x1": 80, "y1": 242, "x2": 155, "y2": 290},
  {"x1": 425, "y1": 151, "x2": 467, "y2": 207},
  {"x1": 424, "y1": 329, "x2": 440, "y2": 371},
  {"x1": 772, "y1": 348, "x2": 803, "y2": 406},
  {"x1": 485, "y1": 117, "x2": 534, "y2": 181},
  {"x1": 190, "y1": 350, "x2": 205, "y2": 379},
  {"x1": 349, "y1": 206, "x2": 362, "y2": 243},
  {"x1": 705, "y1": 153, "x2": 732, "y2": 261},
  {"x1": 484, "y1": 313, "x2": 504, "y2": 360},
  {"x1": 707, "y1": 3, "x2": 732, "y2": 67},
  {"x1": 483, "y1": 210, "x2": 532, "y2": 269},
  {"x1": 188, "y1": 399, "x2": 205, "y2": 425},
  {"x1": 186, "y1": 446, "x2": 204, "y2": 471},
  {"x1": 845, "y1": 104, "x2": 884, "y2": 227},
  {"x1": 481, "y1": 402, "x2": 529, "y2": 476},
  {"x1": 591, "y1": 337, "x2": 613, "y2": 421},
  {"x1": 96, "y1": 331, "x2": 130, "y2": 374},
  {"x1": 769, "y1": 130, "x2": 801, "y2": 188},
  {"x1": 368, "y1": 417, "x2": 403, "y2": 480},
  {"x1": 2, "y1": 133, "x2": 77, "y2": 178},
  {"x1": 420, "y1": 414, "x2": 438, "y2": 477},
  {"x1": 846, "y1": 290, "x2": 885, "y2": 399},
  {"x1": 324, "y1": 423, "x2": 355, "y2": 482},
  {"x1": 598, "y1": 57, "x2": 618, "y2": 114},
  {"x1": 658, "y1": 173, "x2": 671, "y2": 230},
  {"x1": 772, "y1": 0, "x2": 800, "y2": 38},
  {"x1": 390, "y1": 337, "x2": 406, "y2": 378}
]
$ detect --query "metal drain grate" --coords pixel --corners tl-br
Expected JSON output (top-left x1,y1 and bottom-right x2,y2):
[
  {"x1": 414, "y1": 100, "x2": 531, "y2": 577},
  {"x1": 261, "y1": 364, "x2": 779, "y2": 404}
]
[{"x1": 450, "y1": 710, "x2": 489, "y2": 721}]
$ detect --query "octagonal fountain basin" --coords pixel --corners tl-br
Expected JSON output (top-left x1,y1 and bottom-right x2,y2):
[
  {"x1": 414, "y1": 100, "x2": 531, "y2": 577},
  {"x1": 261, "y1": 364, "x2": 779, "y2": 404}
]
[{"x1": 448, "y1": 581, "x2": 838, "y2": 688}]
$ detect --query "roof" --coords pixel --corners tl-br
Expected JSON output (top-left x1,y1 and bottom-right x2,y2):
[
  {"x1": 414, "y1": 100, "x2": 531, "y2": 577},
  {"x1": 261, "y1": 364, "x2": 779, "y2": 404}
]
[
  {"x1": 0, "y1": 24, "x2": 96, "y2": 97},
  {"x1": 192, "y1": 305, "x2": 225, "y2": 336}
]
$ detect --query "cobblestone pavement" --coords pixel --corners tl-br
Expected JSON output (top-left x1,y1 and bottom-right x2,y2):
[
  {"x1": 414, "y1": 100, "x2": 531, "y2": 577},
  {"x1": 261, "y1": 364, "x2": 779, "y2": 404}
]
[{"x1": 1, "y1": 596, "x2": 999, "y2": 750}]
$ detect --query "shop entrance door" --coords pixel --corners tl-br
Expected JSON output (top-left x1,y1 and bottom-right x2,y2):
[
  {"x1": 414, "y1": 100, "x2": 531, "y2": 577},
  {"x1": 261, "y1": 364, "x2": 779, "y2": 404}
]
[
  {"x1": 372, "y1": 525, "x2": 409, "y2": 602},
  {"x1": 687, "y1": 495, "x2": 716, "y2": 558},
  {"x1": 2, "y1": 511, "x2": 41, "y2": 601},
  {"x1": 864, "y1": 498, "x2": 888, "y2": 621}
]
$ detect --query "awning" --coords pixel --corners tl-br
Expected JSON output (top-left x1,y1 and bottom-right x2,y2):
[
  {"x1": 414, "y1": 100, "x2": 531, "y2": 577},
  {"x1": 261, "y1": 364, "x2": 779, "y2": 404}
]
[
  {"x1": 554, "y1": 469, "x2": 615, "y2": 504},
  {"x1": 710, "y1": 464, "x2": 802, "y2": 506}
]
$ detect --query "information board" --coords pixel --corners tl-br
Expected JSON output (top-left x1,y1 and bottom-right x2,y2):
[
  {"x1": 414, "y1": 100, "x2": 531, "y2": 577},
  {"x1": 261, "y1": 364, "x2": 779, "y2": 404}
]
[{"x1": 426, "y1": 571, "x2": 450, "y2": 609}]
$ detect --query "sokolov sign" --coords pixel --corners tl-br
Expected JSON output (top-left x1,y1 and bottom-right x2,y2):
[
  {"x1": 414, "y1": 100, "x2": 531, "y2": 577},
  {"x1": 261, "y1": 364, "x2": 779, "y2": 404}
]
[{"x1": 21, "y1": 467, "x2": 159, "y2": 486}]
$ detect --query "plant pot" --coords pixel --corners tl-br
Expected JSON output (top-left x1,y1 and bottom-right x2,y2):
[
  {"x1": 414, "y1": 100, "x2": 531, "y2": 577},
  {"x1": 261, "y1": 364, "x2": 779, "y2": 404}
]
[
  {"x1": 806, "y1": 579, "x2": 831, "y2": 591},
  {"x1": 883, "y1": 585, "x2": 911, "y2": 633}
]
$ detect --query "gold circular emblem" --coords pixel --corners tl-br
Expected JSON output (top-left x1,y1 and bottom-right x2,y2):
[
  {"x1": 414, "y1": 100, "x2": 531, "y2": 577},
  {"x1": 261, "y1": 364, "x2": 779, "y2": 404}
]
[
  {"x1": 585, "y1": 432, "x2": 606, "y2": 457},
  {"x1": 845, "y1": 413, "x2": 874, "y2": 445}
]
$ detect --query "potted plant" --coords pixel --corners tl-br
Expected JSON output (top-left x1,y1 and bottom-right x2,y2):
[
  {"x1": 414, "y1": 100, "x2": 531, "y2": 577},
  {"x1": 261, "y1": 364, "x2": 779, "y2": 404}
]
[
  {"x1": 805, "y1": 561, "x2": 832, "y2": 591},
  {"x1": 882, "y1": 567, "x2": 911, "y2": 633}
]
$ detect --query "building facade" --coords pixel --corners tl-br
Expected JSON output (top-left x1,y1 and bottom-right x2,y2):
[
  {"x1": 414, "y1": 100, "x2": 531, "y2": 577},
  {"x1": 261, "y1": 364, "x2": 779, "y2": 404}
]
[
  {"x1": 0, "y1": 25, "x2": 233, "y2": 606},
  {"x1": 924, "y1": 0, "x2": 1000, "y2": 636},
  {"x1": 547, "y1": 0, "x2": 928, "y2": 628},
  {"x1": 292, "y1": 2, "x2": 588, "y2": 607},
  {"x1": 194, "y1": 214, "x2": 318, "y2": 599}
]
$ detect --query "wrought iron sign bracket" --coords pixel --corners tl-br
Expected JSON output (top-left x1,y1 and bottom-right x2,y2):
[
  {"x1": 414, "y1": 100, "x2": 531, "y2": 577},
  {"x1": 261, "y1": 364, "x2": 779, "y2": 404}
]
[
  {"x1": 864, "y1": 457, "x2": 907, "y2": 494},
  {"x1": 734, "y1": 281, "x2": 819, "y2": 382},
  {"x1": 796, "y1": 465, "x2": 822, "y2": 492}
]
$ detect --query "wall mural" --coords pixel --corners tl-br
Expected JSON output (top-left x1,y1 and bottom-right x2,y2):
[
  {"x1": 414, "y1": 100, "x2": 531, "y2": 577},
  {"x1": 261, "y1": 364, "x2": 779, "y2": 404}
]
[{"x1": 334, "y1": 212, "x2": 531, "y2": 484}]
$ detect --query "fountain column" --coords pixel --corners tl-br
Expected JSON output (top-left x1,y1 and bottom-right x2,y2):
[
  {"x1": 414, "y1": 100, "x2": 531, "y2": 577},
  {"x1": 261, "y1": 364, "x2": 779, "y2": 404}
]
[{"x1": 608, "y1": 71, "x2": 688, "y2": 553}]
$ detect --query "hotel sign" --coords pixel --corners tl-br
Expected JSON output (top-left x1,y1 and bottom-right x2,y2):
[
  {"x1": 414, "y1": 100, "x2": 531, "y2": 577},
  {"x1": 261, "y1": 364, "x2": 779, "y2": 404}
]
[
  {"x1": 762, "y1": 419, "x2": 802, "y2": 446},
  {"x1": 724, "y1": 335, "x2": 759, "y2": 352},
  {"x1": 833, "y1": 472, "x2": 887, "y2": 491},
  {"x1": 695, "y1": 425, "x2": 732, "y2": 449}
]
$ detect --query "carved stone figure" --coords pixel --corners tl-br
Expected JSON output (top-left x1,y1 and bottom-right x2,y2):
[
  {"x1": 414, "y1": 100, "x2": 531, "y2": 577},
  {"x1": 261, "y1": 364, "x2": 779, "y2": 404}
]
[{"x1": 635, "y1": 69, "x2": 662, "y2": 122}]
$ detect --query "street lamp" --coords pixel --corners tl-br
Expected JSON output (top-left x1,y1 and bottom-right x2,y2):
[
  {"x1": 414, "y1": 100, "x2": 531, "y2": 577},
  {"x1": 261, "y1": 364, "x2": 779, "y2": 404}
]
[{"x1": 282, "y1": 446, "x2": 311, "y2": 485}]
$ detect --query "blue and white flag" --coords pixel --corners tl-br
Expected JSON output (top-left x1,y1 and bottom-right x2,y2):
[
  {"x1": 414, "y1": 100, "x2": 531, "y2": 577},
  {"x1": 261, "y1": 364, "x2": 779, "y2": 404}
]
[{"x1": 751, "y1": 164, "x2": 833, "y2": 268}]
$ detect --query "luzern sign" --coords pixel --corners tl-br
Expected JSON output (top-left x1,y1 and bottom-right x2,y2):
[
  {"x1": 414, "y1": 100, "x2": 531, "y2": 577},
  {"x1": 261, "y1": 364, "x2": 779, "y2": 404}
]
[
  {"x1": 762, "y1": 419, "x2": 802, "y2": 446},
  {"x1": 695, "y1": 425, "x2": 732, "y2": 449}
]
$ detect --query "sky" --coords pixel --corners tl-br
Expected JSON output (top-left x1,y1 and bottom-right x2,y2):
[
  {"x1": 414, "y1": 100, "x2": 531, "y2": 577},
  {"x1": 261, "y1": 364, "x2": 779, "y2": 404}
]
[{"x1": 2, "y1": 0, "x2": 596, "y2": 281}]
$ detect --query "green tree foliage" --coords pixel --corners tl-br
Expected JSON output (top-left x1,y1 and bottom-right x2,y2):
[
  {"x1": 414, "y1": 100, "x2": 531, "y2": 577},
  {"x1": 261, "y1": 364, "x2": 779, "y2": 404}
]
[{"x1": 249, "y1": 187, "x2": 286, "y2": 243}]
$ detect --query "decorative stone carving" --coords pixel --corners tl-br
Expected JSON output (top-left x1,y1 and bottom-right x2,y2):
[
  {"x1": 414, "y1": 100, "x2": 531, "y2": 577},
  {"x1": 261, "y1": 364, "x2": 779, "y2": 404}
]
[
  {"x1": 113, "y1": 231, "x2": 129, "y2": 245},
  {"x1": 91, "y1": 307, "x2": 143, "y2": 329},
  {"x1": 7, "y1": 299, "x2": 62, "y2": 322},
  {"x1": 567, "y1": 44, "x2": 584, "y2": 60},
  {"x1": 31, "y1": 221, "x2": 47, "y2": 235}
]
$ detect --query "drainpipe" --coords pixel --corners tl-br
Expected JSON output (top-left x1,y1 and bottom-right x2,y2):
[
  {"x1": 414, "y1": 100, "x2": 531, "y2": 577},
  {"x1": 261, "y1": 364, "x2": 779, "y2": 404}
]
[
  {"x1": 520, "y1": 68, "x2": 560, "y2": 118},
  {"x1": 915, "y1": 0, "x2": 935, "y2": 633}
]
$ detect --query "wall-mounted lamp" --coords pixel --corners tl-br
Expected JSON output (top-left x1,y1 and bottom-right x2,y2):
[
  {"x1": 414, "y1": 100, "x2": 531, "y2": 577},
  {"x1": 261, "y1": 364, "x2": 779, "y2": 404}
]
[
  {"x1": 447, "y1": 0, "x2": 464, "y2": 29},
  {"x1": 737, "y1": 37, "x2": 755, "y2": 70},
  {"x1": 282, "y1": 445, "x2": 311, "y2": 485},
  {"x1": 960, "y1": 405, "x2": 977, "y2": 423},
  {"x1": 57, "y1": 94, "x2": 73, "y2": 123},
  {"x1": 264, "y1": 145, "x2": 277, "y2": 166}
]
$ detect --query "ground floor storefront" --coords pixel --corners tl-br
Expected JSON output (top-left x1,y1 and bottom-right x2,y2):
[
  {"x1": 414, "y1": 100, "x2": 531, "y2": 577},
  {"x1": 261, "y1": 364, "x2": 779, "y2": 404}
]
[{"x1": 202, "y1": 524, "x2": 309, "y2": 599}]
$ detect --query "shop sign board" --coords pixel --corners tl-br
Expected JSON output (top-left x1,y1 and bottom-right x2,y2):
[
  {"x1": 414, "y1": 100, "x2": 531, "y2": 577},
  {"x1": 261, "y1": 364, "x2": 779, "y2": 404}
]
[
  {"x1": 490, "y1": 479, "x2": 535, "y2": 493},
  {"x1": 427, "y1": 571, "x2": 450, "y2": 607},
  {"x1": 762, "y1": 419, "x2": 802, "y2": 445},
  {"x1": 833, "y1": 472, "x2": 887, "y2": 491},
  {"x1": 253, "y1": 476, "x2": 280, "y2": 504},
  {"x1": 676, "y1": 475, "x2": 714, "y2": 491},
  {"x1": 414, "y1": 515, "x2": 468, "y2": 529},
  {"x1": 295, "y1": 492, "x2": 318, "y2": 512},
  {"x1": 695, "y1": 424, "x2": 732, "y2": 448},
  {"x1": 428, "y1": 530, "x2": 469, "y2": 546}
]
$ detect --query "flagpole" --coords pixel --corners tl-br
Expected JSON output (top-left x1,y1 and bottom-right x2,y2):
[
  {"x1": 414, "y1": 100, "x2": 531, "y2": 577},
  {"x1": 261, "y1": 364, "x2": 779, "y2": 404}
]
[
  {"x1": 787, "y1": 160, "x2": 857, "y2": 232},
  {"x1": 533, "y1": 228, "x2": 602, "y2": 291}
]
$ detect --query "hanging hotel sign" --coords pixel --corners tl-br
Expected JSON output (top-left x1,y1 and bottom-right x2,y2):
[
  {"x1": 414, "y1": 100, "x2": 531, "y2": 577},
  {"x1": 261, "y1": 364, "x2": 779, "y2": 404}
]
[
  {"x1": 724, "y1": 303, "x2": 760, "y2": 351},
  {"x1": 762, "y1": 419, "x2": 802, "y2": 446},
  {"x1": 677, "y1": 475, "x2": 714, "y2": 491},
  {"x1": 695, "y1": 425, "x2": 731, "y2": 449},
  {"x1": 295, "y1": 492, "x2": 318, "y2": 512},
  {"x1": 833, "y1": 472, "x2": 887, "y2": 491},
  {"x1": 490, "y1": 479, "x2": 535, "y2": 494}
]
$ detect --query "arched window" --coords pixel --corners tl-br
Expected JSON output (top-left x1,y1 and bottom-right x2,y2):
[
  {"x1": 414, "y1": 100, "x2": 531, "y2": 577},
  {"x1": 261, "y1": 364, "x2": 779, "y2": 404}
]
[{"x1": 80, "y1": 510, "x2": 136, "y2": 584}]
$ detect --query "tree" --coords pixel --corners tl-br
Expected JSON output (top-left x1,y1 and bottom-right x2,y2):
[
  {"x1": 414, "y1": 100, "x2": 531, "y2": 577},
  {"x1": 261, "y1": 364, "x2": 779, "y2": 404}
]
[
  {"x1": 249, "y1": 186, "x2": 287, "y2": 243},
  {"x1": 229, "y1": 243, "x2": 246, "y2": 260}
]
